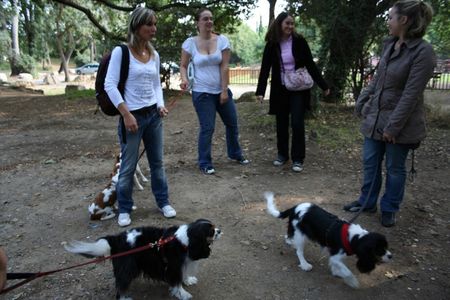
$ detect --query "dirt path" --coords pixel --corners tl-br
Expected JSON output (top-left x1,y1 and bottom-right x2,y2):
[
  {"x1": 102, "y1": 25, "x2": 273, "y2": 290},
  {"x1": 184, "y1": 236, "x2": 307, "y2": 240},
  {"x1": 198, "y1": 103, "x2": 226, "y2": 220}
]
[{"x1": 0, "y1": 86, "x2": 449, "y2": 299}]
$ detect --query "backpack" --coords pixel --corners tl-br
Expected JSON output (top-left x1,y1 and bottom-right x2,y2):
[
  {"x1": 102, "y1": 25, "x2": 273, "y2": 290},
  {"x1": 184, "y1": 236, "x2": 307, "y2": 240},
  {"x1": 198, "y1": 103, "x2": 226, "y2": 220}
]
[{"x1": 95, "y1": 44, "x2": 130, "y2": 116}]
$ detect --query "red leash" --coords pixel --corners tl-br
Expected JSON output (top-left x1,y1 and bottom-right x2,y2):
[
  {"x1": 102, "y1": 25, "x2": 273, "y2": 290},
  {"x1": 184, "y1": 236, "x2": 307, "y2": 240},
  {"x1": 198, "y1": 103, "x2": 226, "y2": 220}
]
[
  {"x1": 1, "y1": 236, "x2": 178, "y2": 295},
  {"x1": 166, "y1": 89, "x2": 188, "y2": 112}
]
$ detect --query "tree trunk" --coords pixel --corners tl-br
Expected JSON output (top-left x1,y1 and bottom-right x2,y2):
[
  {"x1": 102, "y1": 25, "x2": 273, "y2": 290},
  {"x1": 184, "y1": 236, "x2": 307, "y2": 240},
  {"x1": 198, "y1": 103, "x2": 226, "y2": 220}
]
[
  {"x1": 267, "y1": 0, "x2": 277, "y2": 26},
  {"x1": 10, "y1": 0, "x2": 21, "y2": 76}
]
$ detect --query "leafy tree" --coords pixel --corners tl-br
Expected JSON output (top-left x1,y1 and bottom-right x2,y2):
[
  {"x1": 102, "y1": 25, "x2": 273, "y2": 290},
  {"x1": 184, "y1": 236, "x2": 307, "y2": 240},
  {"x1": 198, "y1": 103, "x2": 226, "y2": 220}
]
[{"x1": 228, "y1": 23, "x2": 264, "y2": 66}]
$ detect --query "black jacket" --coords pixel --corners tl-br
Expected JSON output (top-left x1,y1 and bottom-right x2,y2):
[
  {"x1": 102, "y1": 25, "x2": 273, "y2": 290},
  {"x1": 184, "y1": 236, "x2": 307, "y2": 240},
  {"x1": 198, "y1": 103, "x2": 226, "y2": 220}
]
[{"x1": 256, "y1": 34, "x2": 328, "y2": 114}]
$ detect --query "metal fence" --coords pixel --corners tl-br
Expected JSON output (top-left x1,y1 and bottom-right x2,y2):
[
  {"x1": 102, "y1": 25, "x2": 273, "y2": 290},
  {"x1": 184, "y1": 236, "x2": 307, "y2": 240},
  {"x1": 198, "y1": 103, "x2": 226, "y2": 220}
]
[
  {"x1": 426, "y1": 72, "x2": 450, "y2": 90},
  {"x1": 230, "y1": 67, "x2": 450, "y2": 90}
]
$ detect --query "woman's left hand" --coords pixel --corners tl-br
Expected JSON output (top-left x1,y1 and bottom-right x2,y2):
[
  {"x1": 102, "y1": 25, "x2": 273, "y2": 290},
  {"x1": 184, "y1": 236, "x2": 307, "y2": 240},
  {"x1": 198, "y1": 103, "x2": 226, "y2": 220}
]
[
  {"x1": 323, "y1": 89, "x2": 330, "y2": 96},
  {"x1": 220, "y1": 90, "x2": 229, "y2": 105},
  {"x1": 159, "y1": 106, "x2": 168, "y2": 118}
]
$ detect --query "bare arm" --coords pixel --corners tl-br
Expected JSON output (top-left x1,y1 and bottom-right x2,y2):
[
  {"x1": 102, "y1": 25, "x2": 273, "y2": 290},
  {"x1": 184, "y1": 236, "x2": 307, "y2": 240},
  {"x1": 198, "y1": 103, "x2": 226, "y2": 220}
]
[
  {"x1": 220, "y1": 48, "x2": 230, "y2": 104},
  {"x1": 180, "y1": 49, "x2": 191, "y2": 91}
]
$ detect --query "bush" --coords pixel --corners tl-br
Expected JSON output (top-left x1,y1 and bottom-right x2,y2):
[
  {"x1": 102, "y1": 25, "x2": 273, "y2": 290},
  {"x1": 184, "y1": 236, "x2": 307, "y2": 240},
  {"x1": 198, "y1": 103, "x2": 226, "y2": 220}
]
[{"x1": 13, "y1": 54, "x2": 37, "y2": 77}]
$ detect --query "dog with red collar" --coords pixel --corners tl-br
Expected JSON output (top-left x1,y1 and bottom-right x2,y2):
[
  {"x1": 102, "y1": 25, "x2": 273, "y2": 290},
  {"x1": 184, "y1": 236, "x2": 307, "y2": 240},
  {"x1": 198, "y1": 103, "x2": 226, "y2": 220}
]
[{"x1": 265, "y1": 192, "x2": 392, "y2": 288}]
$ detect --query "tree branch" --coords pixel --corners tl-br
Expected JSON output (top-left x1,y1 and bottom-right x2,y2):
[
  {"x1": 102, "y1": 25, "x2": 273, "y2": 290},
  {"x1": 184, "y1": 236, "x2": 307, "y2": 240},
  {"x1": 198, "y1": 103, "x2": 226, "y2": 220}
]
[{"x1": 50, "y1": 0, "x2": 124, "y2": 39}]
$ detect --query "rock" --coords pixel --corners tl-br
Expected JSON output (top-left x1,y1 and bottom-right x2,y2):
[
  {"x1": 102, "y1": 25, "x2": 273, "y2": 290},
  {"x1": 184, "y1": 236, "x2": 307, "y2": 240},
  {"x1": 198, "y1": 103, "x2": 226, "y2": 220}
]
[
  {"x1": 236, "y1": 91, "x2": 256, "y2": 103},
  {"x1": 43, "y1": 73, "x2": 59, "y2": 85},
  {"x1": 18, "y1": 73, "x2": 33, "y2": 81},
  {"x1": 0, "y1": 73, "x2": 7, "y2": 82}
]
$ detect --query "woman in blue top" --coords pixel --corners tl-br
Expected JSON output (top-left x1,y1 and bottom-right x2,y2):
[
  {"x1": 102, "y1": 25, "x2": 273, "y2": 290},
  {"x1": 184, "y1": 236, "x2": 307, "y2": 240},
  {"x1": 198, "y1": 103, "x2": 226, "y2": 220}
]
[{"x1": 180, "y1": 8, "x2": 249, "y2": 175}]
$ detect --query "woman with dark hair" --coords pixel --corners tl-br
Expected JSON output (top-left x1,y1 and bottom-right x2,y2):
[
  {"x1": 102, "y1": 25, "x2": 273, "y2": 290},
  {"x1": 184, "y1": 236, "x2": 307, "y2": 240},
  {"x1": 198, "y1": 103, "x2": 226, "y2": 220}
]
[
  {"x1": 179, "y1": 8, "x2": 249, "y2": 175},
  {"x1": 105, "y1": 7, "x2": 176, "y2": 227},
  {"x1": 344, "y1": 0, "x2": 435, "y2": 227},
  {"x1": 256, "y1": 12, "x2": 329, "y2": 172}
]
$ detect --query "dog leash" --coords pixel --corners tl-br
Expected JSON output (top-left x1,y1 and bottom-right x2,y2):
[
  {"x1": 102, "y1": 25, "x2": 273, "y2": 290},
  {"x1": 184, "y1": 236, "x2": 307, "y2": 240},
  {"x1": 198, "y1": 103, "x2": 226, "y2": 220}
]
[
  {"x1": 166, "y1": 89, "x2": 188, "y2": 112},
  {"x1": 1, "y1": 236, "x2": 177, "y2": 295}
]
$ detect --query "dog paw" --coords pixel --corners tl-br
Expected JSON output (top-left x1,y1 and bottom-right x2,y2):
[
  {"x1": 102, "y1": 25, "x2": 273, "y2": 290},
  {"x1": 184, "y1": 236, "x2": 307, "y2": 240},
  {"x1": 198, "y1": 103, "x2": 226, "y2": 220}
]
[
  {"x1": 183, "y1": 276, "x2": 198, "y2": 286},
  {"x1": 344, "y1": 275, "x2": 359, "y2": 289},
  {"x1": 170, "y1": 286, "x2": 192, "y2": 300},
  {"x1": 284, "y1": 236, "x2": 293, "y2": 245},
  {"x1": 299, "y1": 263, "x2": 313, "y2": 271},
  {"x1": 100, "y1": 212, "x2": 116, "y2": 221}
]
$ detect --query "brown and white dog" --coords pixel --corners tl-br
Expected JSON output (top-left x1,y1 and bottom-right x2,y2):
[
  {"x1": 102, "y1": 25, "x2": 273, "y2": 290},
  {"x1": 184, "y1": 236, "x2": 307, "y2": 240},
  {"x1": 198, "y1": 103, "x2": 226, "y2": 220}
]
[{"x1": 88, "y1": 154, "x2": 148, "y2": 221}]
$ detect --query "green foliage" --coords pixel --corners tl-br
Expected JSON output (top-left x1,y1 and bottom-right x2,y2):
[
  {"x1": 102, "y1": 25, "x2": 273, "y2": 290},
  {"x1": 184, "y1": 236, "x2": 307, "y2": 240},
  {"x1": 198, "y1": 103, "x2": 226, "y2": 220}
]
[
  {"x1": 228, "y1": 23, "x2": 265, "y2": 66},
  {"x1": 14, "y1": 53, "x2": 37, "y2": 76},
  {"x1": 427, "y1": 0, "x2": 450, "y2": 57}
]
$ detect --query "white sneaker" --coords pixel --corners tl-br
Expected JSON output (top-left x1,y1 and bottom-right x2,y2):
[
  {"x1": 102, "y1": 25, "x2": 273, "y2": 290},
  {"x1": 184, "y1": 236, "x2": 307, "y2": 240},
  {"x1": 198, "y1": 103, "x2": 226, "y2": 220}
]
[
  {"x1": 118, "y1": 213, "x2": 131, "y2": 227},
  {"x1": 160, "y1": 205, "x2": 176, "y2": 218}
]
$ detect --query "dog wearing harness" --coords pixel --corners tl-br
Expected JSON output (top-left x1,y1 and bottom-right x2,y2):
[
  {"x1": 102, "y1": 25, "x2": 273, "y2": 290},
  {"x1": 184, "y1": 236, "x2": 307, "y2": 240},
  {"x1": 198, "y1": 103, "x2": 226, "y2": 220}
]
[
  {"x1": 265, "y1": 192, "x2": 392, "y2": 288},
  {"x1": 65, "y1": 219, "x2": 221, "y2": 300}
]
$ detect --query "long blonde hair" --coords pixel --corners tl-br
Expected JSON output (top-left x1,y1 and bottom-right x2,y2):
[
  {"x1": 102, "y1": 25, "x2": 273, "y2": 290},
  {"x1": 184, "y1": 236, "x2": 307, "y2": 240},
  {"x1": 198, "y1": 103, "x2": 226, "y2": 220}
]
[
  {"x1": 393, "y1": 0, "x2": 433, "y2": 39},
  {"x1": 127, "y1": 7, "x2": 155, "y2": 56}
]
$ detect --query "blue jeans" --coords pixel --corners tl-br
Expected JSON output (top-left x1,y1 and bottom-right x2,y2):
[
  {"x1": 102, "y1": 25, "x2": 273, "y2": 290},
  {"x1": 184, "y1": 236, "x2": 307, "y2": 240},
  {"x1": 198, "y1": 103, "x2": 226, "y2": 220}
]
[
  {"x1": 192, "y1": 89, "x2": 243, "y2": 169},
  {"x1": 358, "y1": 137, "x2": 410, "y2": 212},
  {"x1": 116, "y1": 109, "x2": 169, "y2": 214}
]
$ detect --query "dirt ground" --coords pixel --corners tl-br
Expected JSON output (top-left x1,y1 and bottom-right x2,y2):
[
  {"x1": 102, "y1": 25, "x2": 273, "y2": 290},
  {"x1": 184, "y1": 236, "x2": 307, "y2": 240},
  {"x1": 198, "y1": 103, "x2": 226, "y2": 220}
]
[{"x1": 0, "y1": 85, "x2": 449, "y2": 300}]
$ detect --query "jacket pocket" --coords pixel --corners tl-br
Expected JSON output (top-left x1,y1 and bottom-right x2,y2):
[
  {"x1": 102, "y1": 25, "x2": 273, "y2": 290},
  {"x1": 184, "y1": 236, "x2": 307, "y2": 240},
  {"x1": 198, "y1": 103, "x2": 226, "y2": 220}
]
[{"x1": 361, "y1": 96, "x2": 374, "y2": 117}]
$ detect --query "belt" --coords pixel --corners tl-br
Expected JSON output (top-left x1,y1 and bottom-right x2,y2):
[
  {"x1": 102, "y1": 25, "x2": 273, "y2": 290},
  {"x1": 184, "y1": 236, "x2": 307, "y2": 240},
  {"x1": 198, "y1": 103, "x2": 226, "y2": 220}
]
[{"x1": 131, "y1": 104, "x2": 157, "y2": 115}]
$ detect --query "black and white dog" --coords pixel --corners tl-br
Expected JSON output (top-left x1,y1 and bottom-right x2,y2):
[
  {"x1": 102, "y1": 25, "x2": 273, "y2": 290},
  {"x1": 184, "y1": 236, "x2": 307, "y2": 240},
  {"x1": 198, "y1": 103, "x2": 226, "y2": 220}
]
[
  {"x1": 265, "y1": 192, "x2": 392, "y2": 288},
  {"x1": 65, "y1": 219, "x2": 221, "y2": 300}
]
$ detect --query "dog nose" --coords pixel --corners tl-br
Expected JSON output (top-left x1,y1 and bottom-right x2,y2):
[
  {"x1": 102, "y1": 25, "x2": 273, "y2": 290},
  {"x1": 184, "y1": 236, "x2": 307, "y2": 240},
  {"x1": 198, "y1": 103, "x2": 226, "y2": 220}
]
[
  {"x1": 217, "y1": 229, "x2": 221, "y2": 234},
  {"x1": 387, "y1": 253, "x2": 393, "y2": 259}
]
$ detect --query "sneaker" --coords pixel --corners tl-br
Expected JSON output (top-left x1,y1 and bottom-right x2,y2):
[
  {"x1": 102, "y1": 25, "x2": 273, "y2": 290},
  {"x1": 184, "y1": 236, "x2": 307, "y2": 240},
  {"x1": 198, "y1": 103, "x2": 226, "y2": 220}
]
[
  {"x1": 229, "y1": 157, "x2": 250, "y2": 165},
  {"x1": 201, "y1": 167, "x2": 215, "y2": 175},
  {"x1": 160, "y1": 205, "x2": 176, "y2": 218},
  {"x1": 381, "y1": 212, "x2": 396, "y2": 227},
  {"x1": 343, "y1": 201, "x2": 377, "y2": 213},
  {"x1": 118, "y1": 213, "x2": 131, "y2": 227},
  {"x1": 273, "y1": 158, "x2": 286, "y2": 166},
  {"x1": 292, "y1": 162, "x2": 304, "y2": 172}
]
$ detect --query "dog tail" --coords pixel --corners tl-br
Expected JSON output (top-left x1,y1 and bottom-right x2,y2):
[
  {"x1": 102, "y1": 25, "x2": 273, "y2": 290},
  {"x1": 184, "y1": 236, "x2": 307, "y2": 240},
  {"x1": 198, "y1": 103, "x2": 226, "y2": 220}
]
[
  {"x1": 64, "y1": 239, "x2": 111, "y2": 258},
  {"x1": 264, "y1": 191, "x2": 292, "y2": 219}
]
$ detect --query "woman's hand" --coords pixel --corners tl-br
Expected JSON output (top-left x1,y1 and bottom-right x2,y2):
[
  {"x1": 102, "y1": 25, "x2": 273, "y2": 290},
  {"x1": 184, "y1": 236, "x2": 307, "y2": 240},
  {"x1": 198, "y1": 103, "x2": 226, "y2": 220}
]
[
  {"x1": 159, "y1": 106, "x2": 169, "y2": 118},
  {"x1": 256, "y1": 95, "x2": 264, "y2": 103},
  {"x1": 180, "y1": 79, "x2": 189, "y2": 91},
  {"x1": 0, "y1": 248, "x2": 7, "y2": 291},
  {"x1": 323, "y1": 89, "x2": 330, "y2": 96},
  {"x1": 123, "y1": 112, "x2": 138, "y2": 133},
  {"x1": 220, "y1": 90, "x2": 229, "y2": 105},
  {"x1": 383, "y1": 132, "x2": 396, "y2": 144}
]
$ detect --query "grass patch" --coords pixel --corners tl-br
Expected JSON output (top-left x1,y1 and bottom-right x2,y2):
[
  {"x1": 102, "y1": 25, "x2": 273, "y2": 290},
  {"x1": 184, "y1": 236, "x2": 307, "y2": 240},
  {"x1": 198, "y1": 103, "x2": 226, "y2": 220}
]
[
  {"x1": 426, "y1": 104, "x2": 450, "y2": 129},
  {"x1": 65, "y1": 88, "x2": 95, "y2": 99}
]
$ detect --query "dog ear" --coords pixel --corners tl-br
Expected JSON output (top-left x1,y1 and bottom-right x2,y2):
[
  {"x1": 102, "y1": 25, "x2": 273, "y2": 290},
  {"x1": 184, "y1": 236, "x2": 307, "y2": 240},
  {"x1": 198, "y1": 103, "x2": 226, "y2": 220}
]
[
  {"x1": 356, "y1": 252, "x2": 376, "y2": 273},
  {"x1": 188, "y1": 237, "x2": 211, "y2": 260},
  {"x1": 355, "y1": 235, "x2": 380, "y2": 273}
]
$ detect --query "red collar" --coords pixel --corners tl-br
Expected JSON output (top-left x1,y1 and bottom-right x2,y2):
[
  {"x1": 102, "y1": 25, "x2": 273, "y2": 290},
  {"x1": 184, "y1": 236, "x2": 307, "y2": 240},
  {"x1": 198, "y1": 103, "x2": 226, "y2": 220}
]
[{"x1": 341, "y1": 223, "x2": 353, "y2": 255}]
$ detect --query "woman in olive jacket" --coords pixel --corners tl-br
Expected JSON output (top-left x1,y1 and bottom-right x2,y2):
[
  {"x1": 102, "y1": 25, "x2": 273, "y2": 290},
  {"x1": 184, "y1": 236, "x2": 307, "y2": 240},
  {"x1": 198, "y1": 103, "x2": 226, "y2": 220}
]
[
  {"x1": 344, "y1": 0, "x2": 436, "y2": 227},
  {"x1": 256, "y1": 12, "x2": 329, "y2": 173}
]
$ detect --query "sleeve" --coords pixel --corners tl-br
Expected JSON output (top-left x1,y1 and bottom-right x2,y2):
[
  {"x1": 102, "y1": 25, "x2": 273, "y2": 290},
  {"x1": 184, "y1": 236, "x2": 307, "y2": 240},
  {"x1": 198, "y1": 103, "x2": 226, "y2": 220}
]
[
  {"x1": 255, "y1": 43, "x2": 272, "y2": 96},
  {"x1": 301, "y1": 38, "x2": 328, "y2": 91},
  {"x1": 384, "y1": 44, "x2": 436, "y2": 136},
  {"x1": 153, "y1": 51, "x2": 165, "y2": 108},
  {"x1": 182, "y1": 38, "x2": 193, "y2": 55},
  {"x1": 220, "y1": 35, "x2": 231, "y2": 51},
  {"x1": 104, "y1": 46, "x2": 125, "y2": 108}
]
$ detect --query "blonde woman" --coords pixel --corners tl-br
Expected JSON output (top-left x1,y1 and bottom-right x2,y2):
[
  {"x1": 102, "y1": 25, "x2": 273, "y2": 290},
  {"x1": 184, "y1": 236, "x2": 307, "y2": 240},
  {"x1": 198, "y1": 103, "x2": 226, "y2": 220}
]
[
  {"x1": 105, "y1": 7, "x2": 176, "y2": 226},
  {"x1": 344, "y1": 0, "x2": 436, "y2": 227}
]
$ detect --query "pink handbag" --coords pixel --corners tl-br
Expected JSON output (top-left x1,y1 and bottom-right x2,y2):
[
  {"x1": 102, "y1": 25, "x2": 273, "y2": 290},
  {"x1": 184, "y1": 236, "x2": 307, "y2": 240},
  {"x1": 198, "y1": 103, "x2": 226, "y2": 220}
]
[
  {"x1": 283, "y1": 67, "x2": 314, "y2": 91},
  {"x1": 280, "y1": 53, "x2": 314, "y2": 91}
]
